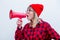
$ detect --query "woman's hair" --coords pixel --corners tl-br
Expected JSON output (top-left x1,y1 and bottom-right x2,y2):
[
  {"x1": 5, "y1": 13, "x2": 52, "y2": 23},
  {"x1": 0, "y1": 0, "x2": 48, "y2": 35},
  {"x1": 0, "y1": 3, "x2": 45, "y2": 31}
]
[
  {"x1": 33, "y1": 12, "x2": 39, "y2": 23},
  {"x1": 30, "y1": 10, "x2": 39, "y2": 27},
  {"x1": 27, "y1": 6, "x2": 40, "y2": 27}
]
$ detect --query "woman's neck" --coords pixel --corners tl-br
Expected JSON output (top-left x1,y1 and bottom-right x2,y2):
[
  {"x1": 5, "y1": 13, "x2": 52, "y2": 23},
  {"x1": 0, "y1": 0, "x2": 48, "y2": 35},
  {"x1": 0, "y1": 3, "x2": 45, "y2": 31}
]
[{"x1": 30, "y1": 18, "x2": 39, "y2": 28}]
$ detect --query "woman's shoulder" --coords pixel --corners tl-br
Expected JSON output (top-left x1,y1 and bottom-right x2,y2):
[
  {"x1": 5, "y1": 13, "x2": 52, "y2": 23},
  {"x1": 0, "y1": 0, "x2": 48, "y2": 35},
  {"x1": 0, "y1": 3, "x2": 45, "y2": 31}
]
[
  {"x1": 23, "y1": 23, "x2": 30, "y2": 29},
  {"x1": 40, "y1": 19, "x2": 51, "y2": 26},
  {"x1": 25, "y1": 23, "x2": 30, "y2": 26}
]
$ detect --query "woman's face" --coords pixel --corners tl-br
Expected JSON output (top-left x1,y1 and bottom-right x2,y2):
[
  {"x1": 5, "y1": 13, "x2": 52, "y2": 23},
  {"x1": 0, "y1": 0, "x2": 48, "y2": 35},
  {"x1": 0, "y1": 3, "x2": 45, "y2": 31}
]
[{"x1": 26, "y1": 7, "x2": 35, "y2": 20}]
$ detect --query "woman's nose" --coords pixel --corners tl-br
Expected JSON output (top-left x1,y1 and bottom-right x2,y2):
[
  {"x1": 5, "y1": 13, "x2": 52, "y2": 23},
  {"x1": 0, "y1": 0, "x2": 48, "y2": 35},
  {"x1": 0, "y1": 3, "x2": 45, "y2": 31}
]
[
  {"x1": 26, "y1": 11, "x2": 29, "y2": 16},
  {"x1": 26, "y1": 13, "x2": 28, "y2": 16},
  {"x1": 26, "y1": 13, "x2": 29, "y2": 17}
]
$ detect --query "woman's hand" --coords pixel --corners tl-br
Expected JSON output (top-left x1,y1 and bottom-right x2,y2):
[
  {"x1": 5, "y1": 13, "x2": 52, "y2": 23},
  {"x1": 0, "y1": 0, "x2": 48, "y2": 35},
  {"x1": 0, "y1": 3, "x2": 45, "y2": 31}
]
[{"x1": 16, "y1": 19, "x2": 22, "y2": 28}]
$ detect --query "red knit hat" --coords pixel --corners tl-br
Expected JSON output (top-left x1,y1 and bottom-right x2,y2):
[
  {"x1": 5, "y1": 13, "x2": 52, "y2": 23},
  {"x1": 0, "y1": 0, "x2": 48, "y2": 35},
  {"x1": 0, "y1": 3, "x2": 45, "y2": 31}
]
[{"x1": 29, "y1": 4, "x2": 44, "y2": 17}]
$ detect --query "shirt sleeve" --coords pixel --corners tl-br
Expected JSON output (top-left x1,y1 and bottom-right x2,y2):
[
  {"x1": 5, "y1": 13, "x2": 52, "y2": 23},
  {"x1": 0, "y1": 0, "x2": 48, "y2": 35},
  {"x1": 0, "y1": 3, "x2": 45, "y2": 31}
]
[
  {"x1": 44, "y1": 22, "x2": 60, "y2": 40},
  {"x1": 15, "y1": 23, "x2": 29, "y2": 40},
  {"x1": 15, "y1": 26, "x2": 23, "y2": 40}
]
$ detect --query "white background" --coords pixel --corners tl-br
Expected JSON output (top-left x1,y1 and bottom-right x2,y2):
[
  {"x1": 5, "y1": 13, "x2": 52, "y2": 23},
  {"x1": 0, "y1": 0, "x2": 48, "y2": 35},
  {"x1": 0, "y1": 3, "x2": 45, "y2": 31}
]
[{"x1": 0, "y1": 0, "x2": 60, "y2": 40}]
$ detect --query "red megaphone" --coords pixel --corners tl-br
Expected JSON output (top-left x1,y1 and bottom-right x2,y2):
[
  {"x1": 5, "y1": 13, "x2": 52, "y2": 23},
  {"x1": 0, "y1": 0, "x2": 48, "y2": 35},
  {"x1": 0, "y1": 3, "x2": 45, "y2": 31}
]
[{"x1": 9, "y1": 10, "x2": 27, "y2": 19}]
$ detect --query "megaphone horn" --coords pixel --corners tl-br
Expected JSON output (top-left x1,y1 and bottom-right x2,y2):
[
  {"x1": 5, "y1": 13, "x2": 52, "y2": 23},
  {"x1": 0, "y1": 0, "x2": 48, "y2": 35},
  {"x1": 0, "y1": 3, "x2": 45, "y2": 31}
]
[{"x1": 9, "y1": 10, "x2": 27, "y2": 19}]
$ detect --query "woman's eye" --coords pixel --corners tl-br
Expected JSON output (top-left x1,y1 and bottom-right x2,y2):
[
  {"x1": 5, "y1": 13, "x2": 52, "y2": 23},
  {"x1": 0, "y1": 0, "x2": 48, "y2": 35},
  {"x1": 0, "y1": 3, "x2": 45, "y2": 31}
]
[
  {"x1": 29, "y1": 9, "x2": 33, "y2": 12},
  {"x1": 26, "y1": 9, "x2": 33, "y2": 12},
  {"x1": 29, "y1": 9, "x2": 31, "y2": 11}
]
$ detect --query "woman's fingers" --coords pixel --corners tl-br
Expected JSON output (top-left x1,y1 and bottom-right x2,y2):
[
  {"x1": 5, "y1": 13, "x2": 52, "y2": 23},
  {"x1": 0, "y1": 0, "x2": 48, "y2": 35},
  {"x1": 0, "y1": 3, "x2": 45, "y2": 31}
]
[
  {"x1": 16, "y1": 19, "x2": 22, "y2": 26},
  {"x1": 18, "y1": 18, "x2": 22, "y2": 22}
]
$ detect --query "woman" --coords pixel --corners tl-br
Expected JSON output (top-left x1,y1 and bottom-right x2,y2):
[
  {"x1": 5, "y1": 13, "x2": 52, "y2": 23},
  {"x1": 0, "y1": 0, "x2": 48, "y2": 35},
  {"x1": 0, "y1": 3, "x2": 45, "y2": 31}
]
[{"x1": 15, "y1": 4, "x2": 60, "y2": 40}]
